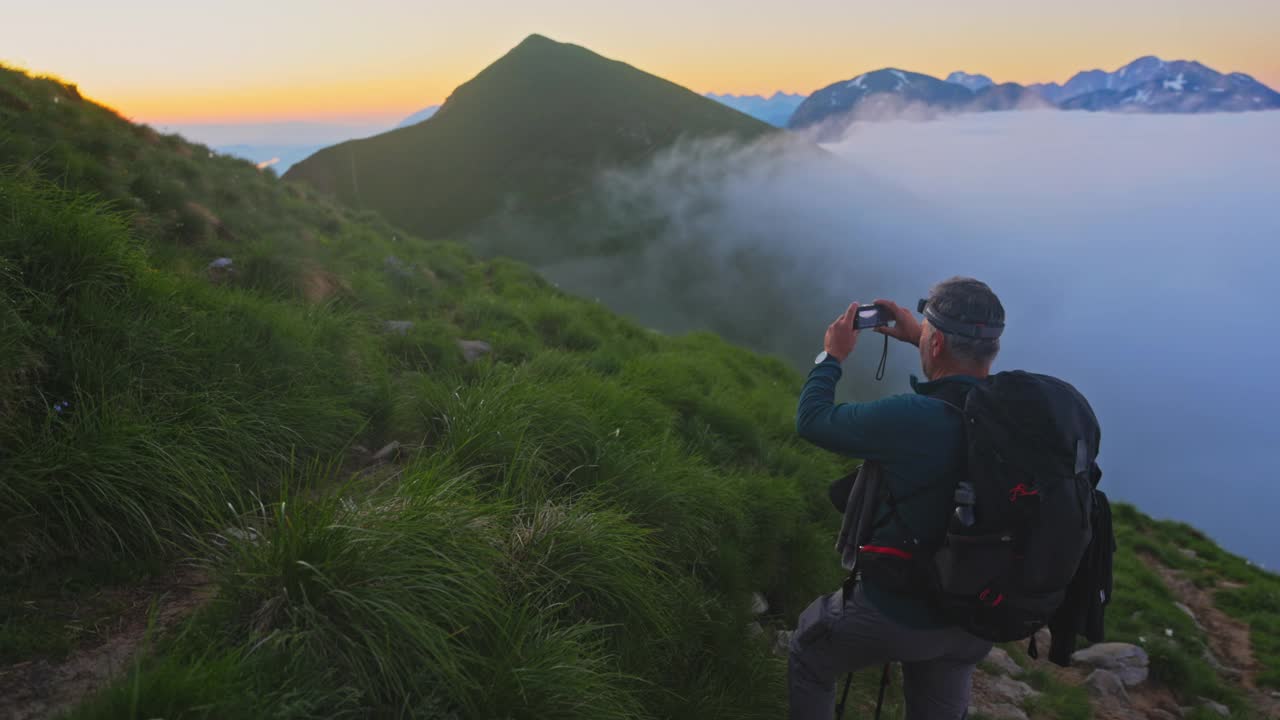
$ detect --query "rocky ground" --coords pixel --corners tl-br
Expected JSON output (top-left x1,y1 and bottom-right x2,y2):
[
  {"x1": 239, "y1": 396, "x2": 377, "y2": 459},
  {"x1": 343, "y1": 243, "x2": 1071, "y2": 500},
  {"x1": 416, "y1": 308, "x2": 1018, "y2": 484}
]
[{"x1": 968, "y1": 556, "x2": 1279, "y2": 720}]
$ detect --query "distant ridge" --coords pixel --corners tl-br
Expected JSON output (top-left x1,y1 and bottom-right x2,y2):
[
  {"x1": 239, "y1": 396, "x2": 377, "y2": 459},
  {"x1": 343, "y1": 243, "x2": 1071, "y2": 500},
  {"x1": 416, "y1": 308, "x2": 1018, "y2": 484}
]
[
  {"x1": 705, "y1": 91, "x2": 806, "y2": 127},
  {"x1": 791, "y1": 55, "x2": 1279, "y2": 132},
  {"x1": 396, "y1": 105, "x2": 440, "y2": 128},
  {"x1": 1050, "y1": 58, "x2": 1280, "y2": 112},
  {"x1": 286, "y1": 34, "x2": 774, "y2": 240},
  {"x1": 945, "y1": 71, "x2": 994, "y2": 91},
  {"x1": 790, "y1": 67, "x2": 1024, "y2": 132}
]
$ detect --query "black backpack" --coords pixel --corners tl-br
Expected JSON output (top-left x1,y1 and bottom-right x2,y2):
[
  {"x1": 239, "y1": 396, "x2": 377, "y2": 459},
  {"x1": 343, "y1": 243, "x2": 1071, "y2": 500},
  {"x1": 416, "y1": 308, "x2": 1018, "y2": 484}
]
[{"x1": 928, "y1": 370, "x2": 1103, "y2": 642}]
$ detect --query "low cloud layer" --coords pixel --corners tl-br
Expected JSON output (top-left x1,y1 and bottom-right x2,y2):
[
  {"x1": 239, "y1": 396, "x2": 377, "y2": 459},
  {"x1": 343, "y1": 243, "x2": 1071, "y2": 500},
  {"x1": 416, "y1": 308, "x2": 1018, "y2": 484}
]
[{"x1": 537, "y1": 110, "x2": 1280, "y2": 567}]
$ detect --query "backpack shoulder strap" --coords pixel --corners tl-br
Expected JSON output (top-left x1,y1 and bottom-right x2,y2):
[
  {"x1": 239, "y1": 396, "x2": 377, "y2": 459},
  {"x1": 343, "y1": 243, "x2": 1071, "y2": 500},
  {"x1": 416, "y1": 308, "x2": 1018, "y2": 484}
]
[{"x1": 927, "y1": 379, "x2": 973, "y2": 414}]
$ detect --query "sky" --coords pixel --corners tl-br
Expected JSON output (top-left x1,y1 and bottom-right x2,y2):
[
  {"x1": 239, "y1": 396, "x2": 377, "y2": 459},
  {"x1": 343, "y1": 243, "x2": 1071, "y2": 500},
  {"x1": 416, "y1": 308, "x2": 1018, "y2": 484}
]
[{"x1": 5, "y1": 0, "x2": 1279, "y2": 124}]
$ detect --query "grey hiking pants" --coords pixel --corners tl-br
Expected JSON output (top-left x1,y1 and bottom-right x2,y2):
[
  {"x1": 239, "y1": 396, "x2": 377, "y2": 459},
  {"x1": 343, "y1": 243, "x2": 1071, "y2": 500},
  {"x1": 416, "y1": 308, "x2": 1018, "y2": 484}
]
[{"x1": 788, "y1": 585, "x2": 992, "y2": 720}]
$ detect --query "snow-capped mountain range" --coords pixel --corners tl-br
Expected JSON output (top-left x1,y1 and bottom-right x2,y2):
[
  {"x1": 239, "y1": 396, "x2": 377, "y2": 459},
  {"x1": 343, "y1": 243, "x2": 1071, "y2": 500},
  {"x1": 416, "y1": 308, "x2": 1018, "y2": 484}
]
[
  {"x1": 709, "y1": 56, "x2": 1279, "y2": 130},
  {"x1": 1048, "y1": 59, "x2": 1279, "y2": 113},
  {"x1": 1029, "y1": 56, "x2": 1174, "y2": 103},
  {"x1": 787, "y1": 68, "x2": 1053, "y2": 132},
  {"x1": 788, "y1": 68, "x2": 979, "y2": 130}
]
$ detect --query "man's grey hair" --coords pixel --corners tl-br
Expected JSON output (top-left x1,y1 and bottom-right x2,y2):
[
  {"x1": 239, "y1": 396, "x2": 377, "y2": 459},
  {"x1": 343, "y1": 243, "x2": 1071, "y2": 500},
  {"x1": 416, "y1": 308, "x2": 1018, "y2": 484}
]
[{"x1": 927, "y1": 277, "x2": 1005, "y2": 365}]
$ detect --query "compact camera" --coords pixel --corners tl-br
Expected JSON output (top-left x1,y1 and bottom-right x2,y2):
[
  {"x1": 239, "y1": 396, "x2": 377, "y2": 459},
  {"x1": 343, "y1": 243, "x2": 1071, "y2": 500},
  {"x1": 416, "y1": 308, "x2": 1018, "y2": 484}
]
[{"x1": 852, "y1": 304, "x2": 893, "y2": 330}]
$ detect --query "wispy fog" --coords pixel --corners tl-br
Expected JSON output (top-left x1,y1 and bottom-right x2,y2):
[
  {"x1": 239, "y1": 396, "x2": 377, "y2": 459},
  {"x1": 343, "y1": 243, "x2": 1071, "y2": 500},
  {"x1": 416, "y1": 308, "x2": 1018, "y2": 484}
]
[{"x1": 539, "y1": 110, "x2": 1280, "y2": 567}]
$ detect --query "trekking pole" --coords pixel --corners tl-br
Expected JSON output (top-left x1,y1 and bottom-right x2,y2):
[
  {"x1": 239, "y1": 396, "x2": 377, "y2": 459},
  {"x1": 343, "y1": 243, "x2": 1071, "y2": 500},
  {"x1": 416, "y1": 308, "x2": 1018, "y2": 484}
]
[
  {"x1": 834, "y1": 662, "x2": 890, "y2": 720},
  {"x1": 834, "y1": 672, "x2": 854, "y2": 720},
  {"x1": 834, "y1": 568, "x2": 859, "y2": 720},
  {"x1": 874, "y1": 662, "x2": 891, "y2": 720}
]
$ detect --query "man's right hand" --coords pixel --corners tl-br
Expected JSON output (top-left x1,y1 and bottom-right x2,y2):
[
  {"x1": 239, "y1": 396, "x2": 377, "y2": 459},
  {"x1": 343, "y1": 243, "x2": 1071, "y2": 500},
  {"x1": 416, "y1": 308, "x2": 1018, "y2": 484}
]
[{"x1": 873, "y1": 298, "x2": 923, "y2": 347}]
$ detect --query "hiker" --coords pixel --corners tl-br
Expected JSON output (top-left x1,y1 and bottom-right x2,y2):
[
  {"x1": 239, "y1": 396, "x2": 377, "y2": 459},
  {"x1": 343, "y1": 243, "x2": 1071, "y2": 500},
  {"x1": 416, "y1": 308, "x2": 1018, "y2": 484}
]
[
  {"x1": 789, "y1": 278, "x2": 1002, "y2": 719},
  {"x1": 790, "y1": 277, "x2": 1111, "y2": 720}
]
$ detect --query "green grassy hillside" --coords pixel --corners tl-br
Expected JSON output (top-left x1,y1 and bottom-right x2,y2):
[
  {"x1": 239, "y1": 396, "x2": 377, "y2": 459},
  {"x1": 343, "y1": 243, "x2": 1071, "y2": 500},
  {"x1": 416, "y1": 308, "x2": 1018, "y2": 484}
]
[
  {"x1": 1, "y1": 61, "x2": 1277, "y2": 720},
  {"x1": 0, "y1": 62, "x2": 839, "y2": 719},
  {"x1": 283, "y1": 34, "x2": 774, "y2": 241}
]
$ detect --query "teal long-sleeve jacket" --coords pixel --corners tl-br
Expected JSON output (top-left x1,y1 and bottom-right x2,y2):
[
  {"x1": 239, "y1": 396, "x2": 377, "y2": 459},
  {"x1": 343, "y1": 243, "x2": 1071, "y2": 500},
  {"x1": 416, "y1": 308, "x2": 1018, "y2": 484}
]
[{"x1": 796, "y1": 355, "x2": 982, "y2": 628}]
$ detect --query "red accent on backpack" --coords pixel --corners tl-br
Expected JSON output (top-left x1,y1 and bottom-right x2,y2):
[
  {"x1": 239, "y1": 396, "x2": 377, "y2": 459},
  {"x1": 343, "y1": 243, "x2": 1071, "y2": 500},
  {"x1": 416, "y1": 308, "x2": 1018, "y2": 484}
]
[
  {"x1": 1008, "y1": 484, "x2": 1040, "y2": 503},
  {"x1": 859, "y1": 544, "x2": 914, "y2": 560}
]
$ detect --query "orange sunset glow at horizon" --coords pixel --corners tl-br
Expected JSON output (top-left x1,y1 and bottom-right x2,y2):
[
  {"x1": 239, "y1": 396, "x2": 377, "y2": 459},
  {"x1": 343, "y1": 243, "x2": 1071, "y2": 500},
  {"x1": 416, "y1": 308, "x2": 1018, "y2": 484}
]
[{"x1": 5, "y1": 0, "x2": 1279, "y2": 126}]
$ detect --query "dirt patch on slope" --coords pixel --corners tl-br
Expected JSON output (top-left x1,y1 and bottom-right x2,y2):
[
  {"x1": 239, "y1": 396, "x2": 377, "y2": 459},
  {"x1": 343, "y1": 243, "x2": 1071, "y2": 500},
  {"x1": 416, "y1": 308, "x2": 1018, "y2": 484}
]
[
  {"x1": 1151, "y1": 561, "x2": 1254, "y2": 684},
  {"x1": 0, "y1": 568, "x2": 211, "y2": 720},
  {"x1": 1149, "y1": 558, "x2": 1280, "y2": 719},
  {"x1": 300, "y1": 265, "x2": 350, "y2": 304}
]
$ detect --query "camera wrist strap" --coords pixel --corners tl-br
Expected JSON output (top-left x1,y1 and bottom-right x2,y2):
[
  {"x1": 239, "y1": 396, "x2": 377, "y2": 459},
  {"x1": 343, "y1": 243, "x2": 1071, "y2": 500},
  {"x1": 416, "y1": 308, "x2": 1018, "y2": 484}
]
[{"x1": 875, "y1": 333, "x2": 888, "y2": 381}]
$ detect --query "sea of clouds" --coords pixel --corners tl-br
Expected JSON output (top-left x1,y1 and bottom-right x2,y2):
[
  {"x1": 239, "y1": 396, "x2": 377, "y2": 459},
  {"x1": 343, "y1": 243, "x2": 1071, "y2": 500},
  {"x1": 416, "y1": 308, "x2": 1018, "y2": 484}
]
[{"x1": 539, "y1": 109, "x2": 1280, "y2": 567}]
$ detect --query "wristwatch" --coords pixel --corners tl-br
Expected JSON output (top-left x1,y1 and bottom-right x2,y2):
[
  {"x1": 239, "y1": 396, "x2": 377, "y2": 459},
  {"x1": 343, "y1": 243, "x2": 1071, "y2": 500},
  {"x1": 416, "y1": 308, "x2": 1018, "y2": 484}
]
[{"x1": 814, "y1": 350, "x2": 841, "y2": 365}]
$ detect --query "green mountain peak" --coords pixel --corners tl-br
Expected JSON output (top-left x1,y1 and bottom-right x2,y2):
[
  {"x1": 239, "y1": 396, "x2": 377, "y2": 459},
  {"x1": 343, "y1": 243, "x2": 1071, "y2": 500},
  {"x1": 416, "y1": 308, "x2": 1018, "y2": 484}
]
[
  {"x1": 284, "y1": 35, "x2": 774, "y2": 240},
  {"x1": 511, "y1": 32, "x2": 563, "y2": 49}
]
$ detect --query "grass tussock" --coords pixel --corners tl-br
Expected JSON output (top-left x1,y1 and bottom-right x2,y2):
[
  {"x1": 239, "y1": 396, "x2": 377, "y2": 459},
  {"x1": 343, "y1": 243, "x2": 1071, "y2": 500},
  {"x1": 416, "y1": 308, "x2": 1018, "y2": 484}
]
[{"x1": 0, "y1": 175, "x2": 371, "y2": 573}]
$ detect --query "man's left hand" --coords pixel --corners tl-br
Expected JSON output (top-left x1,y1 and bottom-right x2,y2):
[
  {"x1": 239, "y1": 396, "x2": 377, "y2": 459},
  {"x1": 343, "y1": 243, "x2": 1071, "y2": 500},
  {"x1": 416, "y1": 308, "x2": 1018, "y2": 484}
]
[{"x1": 824, "y1": 302, "x2": 860, "y2": 361}]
